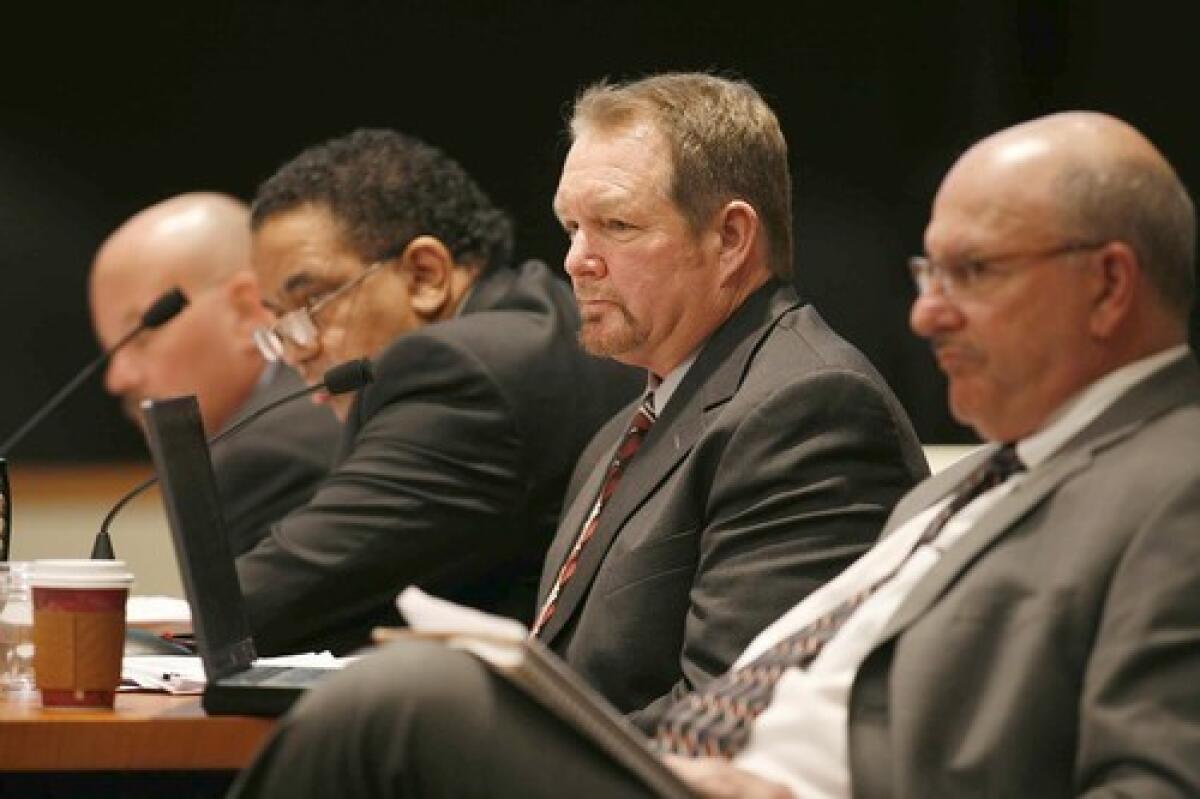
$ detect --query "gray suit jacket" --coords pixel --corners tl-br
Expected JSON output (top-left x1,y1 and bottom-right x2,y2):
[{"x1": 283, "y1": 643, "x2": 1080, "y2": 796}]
[
  {"x1": 238, "y1": 261, "x2": 641, "y2": 656},
  {"x1": 848, "y1": 355, "x2": 1200, "y2": 798},
  {"x1": 537, "y1": 280, "x2": 929, "y2": 729}
]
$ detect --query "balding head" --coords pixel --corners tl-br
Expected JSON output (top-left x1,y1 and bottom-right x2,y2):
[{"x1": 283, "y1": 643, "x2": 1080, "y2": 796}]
[
  {"x1": 940, "y1": 111, "x2": 1195, "y2": 321},
  {"x1": 93, "y1": 192, "x2": 251, "y2": 294},
  {"x1": 90, "y1": 193, "x2": 271, "y2": 434},
  {"x1": 913, "y1": 112, "x2": 1195, "y2": 442}
]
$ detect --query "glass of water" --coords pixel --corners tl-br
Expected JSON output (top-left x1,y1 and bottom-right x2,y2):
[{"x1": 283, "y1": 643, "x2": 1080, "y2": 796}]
[{"x1": 0, "y1": 561, "x2": 36, "y2": 693}]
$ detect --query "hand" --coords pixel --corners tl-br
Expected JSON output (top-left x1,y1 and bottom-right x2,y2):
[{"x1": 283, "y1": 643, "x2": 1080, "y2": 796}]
[{"x1": 663, "y1": 755, "x2": 795, "y2": 799}]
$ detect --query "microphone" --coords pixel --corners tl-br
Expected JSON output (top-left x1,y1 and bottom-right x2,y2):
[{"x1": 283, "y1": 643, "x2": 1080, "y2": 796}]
[
  {"x1": 90, "y1": 357, "x2": 375, "y2": 559},
  {"x1": 0, "y1": 287, "x2": 189, "y2": 458}
]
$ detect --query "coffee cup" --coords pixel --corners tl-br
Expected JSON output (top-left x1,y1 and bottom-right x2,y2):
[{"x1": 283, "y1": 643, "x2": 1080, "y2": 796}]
[{"x1": 28, "y1": 559, "x2": 134, "y2": 709}]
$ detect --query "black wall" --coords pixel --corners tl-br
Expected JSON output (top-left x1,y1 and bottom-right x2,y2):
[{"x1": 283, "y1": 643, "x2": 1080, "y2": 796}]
[{"x1": 2, "y1": 2, "x2": 1196, "y2": 460}]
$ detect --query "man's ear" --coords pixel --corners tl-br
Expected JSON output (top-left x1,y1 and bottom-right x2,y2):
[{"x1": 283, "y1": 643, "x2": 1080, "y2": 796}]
[
  {"x1": 1087, "y1": 241, "x2": 1138, "y2": 339},
  {"x1": 223, "y1": 271, "x2": 273, "y2": 353},
  {"x1": 400, "y1": 235, "x2": 456, "y2": 320},
  {"x1": 712, "y1": 200, "x2": 760, "y2": 287}
]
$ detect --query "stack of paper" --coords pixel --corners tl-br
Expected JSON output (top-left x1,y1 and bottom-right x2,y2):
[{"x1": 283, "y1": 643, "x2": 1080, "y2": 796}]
[{"x1": 122, "y1": 652, "x2": 347, "y2": 695}]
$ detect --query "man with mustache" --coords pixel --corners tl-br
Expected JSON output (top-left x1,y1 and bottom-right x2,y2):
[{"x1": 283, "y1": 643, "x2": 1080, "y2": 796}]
[
  {"x1": 90, "y1": 192, "x2": 340, "y2": 556},
  {"x1": 532, "y1": 73, "x2": 926, "y2": 728},
  {"x1": 230, "y1": 72, "x2": 931, "y2": 798},
  {"x1": 236, "y1": 129, "x2": 641, "y2": 656},
  {"x1": 231, "y1": 110, "x2": 1200, "y2": 797}
]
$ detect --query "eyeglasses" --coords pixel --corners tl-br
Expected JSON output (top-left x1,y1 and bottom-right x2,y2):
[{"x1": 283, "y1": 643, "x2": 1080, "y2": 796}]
[
  {"x1": 908, "y1": 241, "x2": 1107, "y2": 299},
  {"x1": 253, "y1": 257, "x2": 391, "y2": 363}
]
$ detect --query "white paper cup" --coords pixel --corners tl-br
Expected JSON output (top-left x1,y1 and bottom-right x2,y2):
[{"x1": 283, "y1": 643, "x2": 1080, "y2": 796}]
[{"x1": 28, "y1": 560, "x2": 134, "y2": 708}]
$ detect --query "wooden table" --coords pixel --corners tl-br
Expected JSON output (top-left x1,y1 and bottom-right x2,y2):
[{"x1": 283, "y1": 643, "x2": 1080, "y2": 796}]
[{"x1": 0, "y1": 690, "x2": 274, "y2": 771}]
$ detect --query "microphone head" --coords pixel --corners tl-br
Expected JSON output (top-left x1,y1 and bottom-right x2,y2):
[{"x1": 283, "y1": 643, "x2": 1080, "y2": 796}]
[
  {"x1": 322, "y1": 358, "x2": 375, "y2": 395},
  {"x1": 141, "y1": 287, "x2": 189, "y2": 329}
]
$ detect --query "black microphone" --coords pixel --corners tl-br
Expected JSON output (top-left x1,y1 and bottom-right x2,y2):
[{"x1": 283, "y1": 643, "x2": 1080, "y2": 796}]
[
  {"x1": 0, "y1": 287, "x2": 189, "y2": 458},
  {"x1": 90, "y1": 358, "x2": 375, "y2": 559}
]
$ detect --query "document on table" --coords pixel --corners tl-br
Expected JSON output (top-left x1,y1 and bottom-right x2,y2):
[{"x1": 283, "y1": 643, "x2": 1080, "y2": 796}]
[
  {"x1": 126, "y1": 595, "x2": 192, "y2": 636},
  {"x1": 121, "y1": 652, "x2": 349, "y2": 695}
]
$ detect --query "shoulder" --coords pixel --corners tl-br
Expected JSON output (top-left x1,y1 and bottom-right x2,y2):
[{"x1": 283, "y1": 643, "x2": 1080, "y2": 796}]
[
  {"x1": 737, "y1": 304, "x2": 915, "y2": 426},
  {"x1": 757, "y1": 304, "x2": 889, "y2": 380},
  {"x1": 215, "y1": 366, "x2": 341, "y2": 467},
  {"x1": 1083, "y1": 400, "x2": 1200, "y2": 510}
]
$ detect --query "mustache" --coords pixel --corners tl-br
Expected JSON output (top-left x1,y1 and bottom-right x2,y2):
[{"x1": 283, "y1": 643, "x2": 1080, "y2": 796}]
[
  {"x1": 573, "y1": 289, "x2": 623, "y2": 305},
  {"x1": 929, "y1": 335, "x2": 984, "y2": 363}
]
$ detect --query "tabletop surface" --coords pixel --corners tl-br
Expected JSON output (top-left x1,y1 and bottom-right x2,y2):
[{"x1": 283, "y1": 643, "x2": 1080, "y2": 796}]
[{"x1": 0, "y1": 689, "x2": 274, "y2": 771}]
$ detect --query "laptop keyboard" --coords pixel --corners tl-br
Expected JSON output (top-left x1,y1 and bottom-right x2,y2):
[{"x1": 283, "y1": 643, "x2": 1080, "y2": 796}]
[{"x1": 223, "y1": 666, "x2": 331, "y2": 687}]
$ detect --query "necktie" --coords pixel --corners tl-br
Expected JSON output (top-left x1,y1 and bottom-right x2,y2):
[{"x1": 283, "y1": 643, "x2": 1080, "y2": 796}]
[
  {"x1": 654, "y1": 444, "x2": 1025, "y2": 758},
  {"x1": 531, "y1": 395, "x2": 657, "y2": 637}
]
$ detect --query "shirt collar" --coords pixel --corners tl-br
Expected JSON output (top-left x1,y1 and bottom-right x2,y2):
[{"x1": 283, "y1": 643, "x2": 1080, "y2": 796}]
[
  {"x1": 454, "y1": 283, "x2": 476, "y2": 318},
  {"x1": 1015, "y1": 344, "x2": 1189, "y2": 468},
  {"x1": 254, "y1": 360, "x2": 278, "y2": 390},
  {"x1": 646, "y1": 348, "x2": 701, "y2": 416}
]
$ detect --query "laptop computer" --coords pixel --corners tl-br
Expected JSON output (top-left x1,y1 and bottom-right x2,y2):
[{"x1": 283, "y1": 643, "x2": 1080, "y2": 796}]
[{"x1": 143, "y1": 394, "x2": 338, "y2": 717}]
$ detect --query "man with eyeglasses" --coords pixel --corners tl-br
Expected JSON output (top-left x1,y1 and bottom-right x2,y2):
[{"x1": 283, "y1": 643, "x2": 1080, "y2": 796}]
[
  {"x1": 229, "y1": 111, "x2": 1200, "y2": 798},
  {"x1": 235, "y1": 129, "x2": 641, "y2": 656},
  {"x1": 89, "y1": 193, "x2": 340, "y2": 556}
]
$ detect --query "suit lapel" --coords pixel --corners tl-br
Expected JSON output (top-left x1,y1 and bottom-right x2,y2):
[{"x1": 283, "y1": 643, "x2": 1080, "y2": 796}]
[
  {"x1": 877, "y1": 355, "x2": 1200, "y2": 645},
  {"x1": 537, "y1": 280, "x2": 802, "y2": 644},
  {"x1": 879, "y1": 447, "x2": 1093, "y2": 641},
  {"x1": 877, "y1": 450, "x2": 986, "y2": 538},
  {"x1": 536, "y1": 413, "x2": 626, "y2": 603}
]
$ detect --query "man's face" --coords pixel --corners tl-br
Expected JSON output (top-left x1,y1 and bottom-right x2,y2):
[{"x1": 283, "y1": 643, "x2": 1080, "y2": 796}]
[
  {"x1": 910, "y1": 156, "x2": 1102, "y2": 442},
  {"x1": 553, "y1": 123, "x2": 724, "y2": 376},
  {"x1": 91, "y1": 260, "x2": 249, "y2": 434},
  {"x1": 251, "y1": 204, "x2": 420, "y2": 419}
]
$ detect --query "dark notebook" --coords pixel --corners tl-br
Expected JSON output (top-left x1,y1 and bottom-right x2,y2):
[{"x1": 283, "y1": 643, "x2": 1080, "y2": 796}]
[{"x1": 143, "y1": 394, "x2": 337, "y2": 717}]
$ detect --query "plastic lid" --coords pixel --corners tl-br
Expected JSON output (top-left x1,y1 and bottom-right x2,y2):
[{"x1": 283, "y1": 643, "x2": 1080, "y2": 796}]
[{"x1": 27, "y1": 559, "x2": 135, "y2": 589}]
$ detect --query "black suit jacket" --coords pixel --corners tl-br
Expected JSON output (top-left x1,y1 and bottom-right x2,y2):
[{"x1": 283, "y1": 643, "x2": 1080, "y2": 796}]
[
  {"x1": 237, "y1": 261, "x2": 641, "y2": 655},
  {"x1": 212, "y1": 364, "x2": 340, "y2": 557},
  {"x1": 537, "y1": 280, "x2": 929, "y2": 729}
]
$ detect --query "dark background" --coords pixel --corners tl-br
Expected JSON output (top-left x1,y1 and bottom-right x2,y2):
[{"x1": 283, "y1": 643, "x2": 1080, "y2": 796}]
[{"x1": 1, "y1": 1, "x2": 1195, "y2": 461}]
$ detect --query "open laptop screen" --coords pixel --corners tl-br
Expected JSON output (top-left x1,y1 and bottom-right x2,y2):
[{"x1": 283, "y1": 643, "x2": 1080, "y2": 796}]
[{"x1": 142, "y1": 395, "x2": 257, "y2": 679}]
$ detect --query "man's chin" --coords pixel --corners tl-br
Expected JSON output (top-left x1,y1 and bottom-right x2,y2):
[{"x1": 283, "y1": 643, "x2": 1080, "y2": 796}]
[
  {"x1": 121, "y1": 397, "x2": 148, "y2": 432},
  {"x1": 577, "y1": 323, "x2": 645, "y2": 361},
  {"x1": 947, "y1": 386, "x2": 1002, "y2": 441}
]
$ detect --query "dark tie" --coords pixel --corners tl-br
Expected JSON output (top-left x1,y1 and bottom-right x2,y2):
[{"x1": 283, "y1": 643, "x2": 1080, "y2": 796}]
[
  {"x1": 531, "y1": 395, "x2": 657, "y2": 637},
  {"x1": 654, "y1": 444, "x2": 1025, "y2": 758}
]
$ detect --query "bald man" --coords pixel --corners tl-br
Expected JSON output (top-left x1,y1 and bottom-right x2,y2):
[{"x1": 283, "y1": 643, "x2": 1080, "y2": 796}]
[
  {"x1": 90, "y1": 193, "x2": 340, "y2": 555},
  {"x1": 230, "y1": 111, "x2": 1200, "y2": 798}
]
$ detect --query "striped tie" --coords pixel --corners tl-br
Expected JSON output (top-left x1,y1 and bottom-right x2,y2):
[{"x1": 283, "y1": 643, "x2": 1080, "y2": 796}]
[
  {"x1": 654, "y1": 444, "x2": 1024, "y2": 758},
  {"x1": 531, "y1": 395, "x2": 657, "y2": 637}
]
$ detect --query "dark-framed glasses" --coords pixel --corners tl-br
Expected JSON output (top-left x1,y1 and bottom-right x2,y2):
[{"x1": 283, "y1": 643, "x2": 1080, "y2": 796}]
[
  {"x1": 253, "y1": 258, "x2": 390, "y2": 363},
  {"x1": 908, "y1": 240, "x2": 1107, "y2": 299}
]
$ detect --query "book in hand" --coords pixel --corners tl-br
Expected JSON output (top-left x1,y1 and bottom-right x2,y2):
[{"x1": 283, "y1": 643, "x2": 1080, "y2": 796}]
[{"x1": 383, "y1": 587, "x2": 692, "y2": 799}]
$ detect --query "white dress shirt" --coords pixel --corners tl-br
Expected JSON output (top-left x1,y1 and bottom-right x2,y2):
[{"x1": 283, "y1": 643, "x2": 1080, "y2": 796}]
[{"x1": 729, "y1": 345, "x2": 1189, "y2": 797}]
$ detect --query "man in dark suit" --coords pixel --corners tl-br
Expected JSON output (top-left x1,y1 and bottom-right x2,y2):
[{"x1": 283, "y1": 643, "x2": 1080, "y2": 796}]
[
  {"x1": 536, "y1": 72, "x2": 927, "y2": 724},
  {"x1": 90, "y1": 193, "x2": 340, "y2": 556},
  {"x1": 236, "y1": 129, "x2": 641, "y2": 655},
  {"x1": 229, "y1": 111, "x2": 1200, "y2": 798},
  {"x1": 227, "y1": 71, "x2": 926, "y2": 795}
]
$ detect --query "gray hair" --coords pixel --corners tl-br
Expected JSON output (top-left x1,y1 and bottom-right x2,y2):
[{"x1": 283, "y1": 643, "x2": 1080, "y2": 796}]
[{"x1": 1055, "y1": 158, "x2": 1196, "y2": 319}]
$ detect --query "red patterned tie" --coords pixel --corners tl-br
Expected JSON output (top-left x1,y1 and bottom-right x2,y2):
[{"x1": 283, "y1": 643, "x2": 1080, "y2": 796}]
[
  {"x1": 654, "y1": 444, "x2": 1024, "y2": 758},
  {"x1": 531, "y1": 395, "x2": 657, "y2": 637}
]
